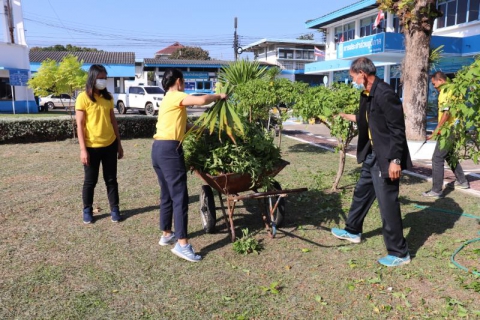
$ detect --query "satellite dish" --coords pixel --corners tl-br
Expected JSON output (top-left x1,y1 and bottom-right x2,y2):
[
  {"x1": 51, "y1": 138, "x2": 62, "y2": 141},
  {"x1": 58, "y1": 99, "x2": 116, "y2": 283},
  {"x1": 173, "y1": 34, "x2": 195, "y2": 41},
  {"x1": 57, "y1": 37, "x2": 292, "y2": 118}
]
[{"x1": 237, "y1": 47, "x2": 243, "y2": 55}]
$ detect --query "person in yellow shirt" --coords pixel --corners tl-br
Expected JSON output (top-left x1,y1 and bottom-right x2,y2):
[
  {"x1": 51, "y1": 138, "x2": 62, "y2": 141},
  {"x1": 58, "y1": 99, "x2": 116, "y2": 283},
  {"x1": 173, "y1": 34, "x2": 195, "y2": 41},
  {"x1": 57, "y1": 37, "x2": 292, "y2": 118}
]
[
  {"x1": 422, "y1": 71, "x2": 469, "y2": 198},
  {"x1": 153, "y1": 68, "x2": 226, "y2": 262},
  {"x1": 76, "y1": 65, "x2": 124, "y2": 224}
]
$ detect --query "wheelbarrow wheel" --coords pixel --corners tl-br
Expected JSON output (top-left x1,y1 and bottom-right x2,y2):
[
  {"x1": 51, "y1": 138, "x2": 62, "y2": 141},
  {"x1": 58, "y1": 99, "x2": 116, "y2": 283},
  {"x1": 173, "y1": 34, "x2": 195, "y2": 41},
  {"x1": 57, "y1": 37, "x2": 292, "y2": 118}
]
[
  {"x1": 265, "y1": 181, "x2": 285, "y2": 227},
  {"x1": 200, "y1": 185, "x2": 216, "y2": 233}
]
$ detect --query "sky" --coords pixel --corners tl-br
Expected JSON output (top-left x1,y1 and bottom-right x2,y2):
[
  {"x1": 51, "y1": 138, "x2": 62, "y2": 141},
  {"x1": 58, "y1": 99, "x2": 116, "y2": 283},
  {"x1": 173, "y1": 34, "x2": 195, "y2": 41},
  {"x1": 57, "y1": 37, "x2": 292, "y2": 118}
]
[{"x1": 18, "y1": 0, "x2": 357, "y2": 61}]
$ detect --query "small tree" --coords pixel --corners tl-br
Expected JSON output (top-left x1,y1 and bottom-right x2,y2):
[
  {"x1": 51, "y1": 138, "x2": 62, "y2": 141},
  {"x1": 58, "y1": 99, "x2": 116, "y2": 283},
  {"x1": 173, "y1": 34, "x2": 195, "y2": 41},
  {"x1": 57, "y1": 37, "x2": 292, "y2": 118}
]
[
  {"x1": 28, "y1": 54, "x2": 87, "y2": 138},
  {"x1": 293, "y1": 83, "x2": 360, "y2": 190},
  {"x1": 440, "y1": 58, "x2": 480, "y2": 164},
  {"x1": 170, "y1": 46, "x2": 210, "y2": 60}
]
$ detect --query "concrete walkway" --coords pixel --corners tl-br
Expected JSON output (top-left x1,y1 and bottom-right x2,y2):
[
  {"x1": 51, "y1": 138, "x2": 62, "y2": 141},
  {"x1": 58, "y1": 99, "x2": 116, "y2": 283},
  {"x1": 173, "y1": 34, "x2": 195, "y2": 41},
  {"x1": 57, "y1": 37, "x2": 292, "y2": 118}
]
[{"x1": 282, "y1": 122, "x2": 480, "y2": 198}]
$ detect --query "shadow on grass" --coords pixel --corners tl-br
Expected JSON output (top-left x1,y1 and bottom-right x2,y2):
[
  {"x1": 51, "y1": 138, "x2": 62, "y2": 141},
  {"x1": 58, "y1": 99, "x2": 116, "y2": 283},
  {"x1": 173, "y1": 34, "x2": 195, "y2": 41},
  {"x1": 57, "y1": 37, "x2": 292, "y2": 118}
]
[
  {"x1": 363, "y1": 188, "x2": 463, "y2": 258},
  {"x1": 401, "y1": 188, "x2": 463, "y2": 257},
  {"x1": 191, "y1": 186, "x2": 350, "y2": 252},
  {"x1": 93, "y1": 205, "x2": 159, "y2": 222},
  {"x1": 286, "y1": 142, "x2": 331, "y2": 154}
]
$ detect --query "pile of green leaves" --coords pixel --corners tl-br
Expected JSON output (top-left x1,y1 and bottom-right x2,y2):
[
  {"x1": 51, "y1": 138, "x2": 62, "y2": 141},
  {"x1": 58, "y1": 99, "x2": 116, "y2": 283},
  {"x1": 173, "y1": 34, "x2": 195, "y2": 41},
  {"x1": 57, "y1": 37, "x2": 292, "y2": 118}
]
[
  {"x1": 183, "y1": 120, "x2": 281, "y2": 186},
  {"x1": 232, "y1": 228, "x2": 261, "y2": 255}
]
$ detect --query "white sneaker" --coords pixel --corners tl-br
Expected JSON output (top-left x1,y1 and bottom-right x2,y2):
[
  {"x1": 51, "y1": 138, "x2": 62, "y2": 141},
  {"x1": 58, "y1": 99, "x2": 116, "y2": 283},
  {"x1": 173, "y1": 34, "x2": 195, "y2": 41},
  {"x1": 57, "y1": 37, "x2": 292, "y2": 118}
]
[
  {"x1": 171, "y1": 243, "x2": 202, "y2": 262},
  {"x1": 158, "y1": 233, "x2": 176, "y2": 246}
]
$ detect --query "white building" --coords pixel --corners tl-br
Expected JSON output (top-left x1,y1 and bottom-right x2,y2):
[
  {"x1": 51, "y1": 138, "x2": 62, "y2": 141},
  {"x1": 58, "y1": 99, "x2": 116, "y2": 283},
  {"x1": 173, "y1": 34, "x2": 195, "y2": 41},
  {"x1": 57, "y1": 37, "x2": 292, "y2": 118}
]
[
  {"x1": 0, "y1": 0, "x2": 36, "y2": 113},
  {"x1": 304, "y1": 0, "x2": 480, "y2": 95},
  {"x1": 242, "y1": 38, "x2": 326, "y2": 85}
]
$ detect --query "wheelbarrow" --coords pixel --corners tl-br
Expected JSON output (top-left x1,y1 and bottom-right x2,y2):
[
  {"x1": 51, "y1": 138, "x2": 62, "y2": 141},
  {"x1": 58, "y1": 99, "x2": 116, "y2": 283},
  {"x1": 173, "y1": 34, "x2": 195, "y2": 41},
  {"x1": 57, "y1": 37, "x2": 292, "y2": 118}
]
[{"x1": 194, "y1": 159, "x2": 307, "y2": 242}]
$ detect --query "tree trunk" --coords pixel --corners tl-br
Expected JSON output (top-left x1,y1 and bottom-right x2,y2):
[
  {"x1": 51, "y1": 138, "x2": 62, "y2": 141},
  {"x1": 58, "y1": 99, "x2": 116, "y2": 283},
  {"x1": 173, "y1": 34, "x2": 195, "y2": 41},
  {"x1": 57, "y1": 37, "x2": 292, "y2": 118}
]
[
  {"x1": 402, "y1": 30, "x2": 430, "y2": 140},
  {"x1": 332, "y1": 145, "x2": 346, "y2": 191},
  {"x1": 400, "y1": 0, "x2": 439, "y2": 141}
]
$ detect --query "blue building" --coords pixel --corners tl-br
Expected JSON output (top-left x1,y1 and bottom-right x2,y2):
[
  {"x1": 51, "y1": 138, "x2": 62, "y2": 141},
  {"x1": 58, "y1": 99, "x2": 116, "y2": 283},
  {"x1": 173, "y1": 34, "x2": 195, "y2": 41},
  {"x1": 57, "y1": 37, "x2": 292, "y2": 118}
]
[
  {"x1": 304, "y1": 0, "x2": 480, "y2": 98},
  {"x1": 29, "y1": 51, "x2": 136, "y2": 95}
]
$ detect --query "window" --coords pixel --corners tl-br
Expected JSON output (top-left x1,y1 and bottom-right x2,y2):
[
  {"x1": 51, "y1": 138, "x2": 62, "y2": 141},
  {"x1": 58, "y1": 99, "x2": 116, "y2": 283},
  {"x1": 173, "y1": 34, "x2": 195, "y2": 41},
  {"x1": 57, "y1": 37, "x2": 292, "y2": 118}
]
[
  {"x1": 469, "y1": 0, "x2": 480, "y2": 21},
  {"x1": 437, "y1": 0, "x2": 479, "y2": 28},
  {"x1": 360, "y1": 15, "x2": 383, "y2": 37},
  {"x1": 393, "y1": 15, "x2": 401, "y2": 33},
  {"x1": 335, "y1": 22, "x2": 355, "y2": 43},
  {"x1": 278, "y1": 49, "x2": 294, "y2": 59},
  {"x1": 295, "y1": 50, "x2": 302, "y2": 59},
  {"x1": 0, "y1": 78, "x2": 13, "y2": 100},
  {"x1": 144, "y1": 87, "x2": 164, "y2": 94}
]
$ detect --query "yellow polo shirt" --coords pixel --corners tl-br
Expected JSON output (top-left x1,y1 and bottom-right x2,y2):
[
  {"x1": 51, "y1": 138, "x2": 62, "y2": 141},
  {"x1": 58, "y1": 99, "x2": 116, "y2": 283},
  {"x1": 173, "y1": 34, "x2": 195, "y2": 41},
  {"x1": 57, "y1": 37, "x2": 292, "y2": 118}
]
[
  {"x1": 75, "y1": 92, "x2": 116, "y2": 148},
  {"x1": 437, "y1": 90, "x2": 455, "y2": 126},
  {"x1": 153, "y1": 91, "x2": 188, "y2": 141}
]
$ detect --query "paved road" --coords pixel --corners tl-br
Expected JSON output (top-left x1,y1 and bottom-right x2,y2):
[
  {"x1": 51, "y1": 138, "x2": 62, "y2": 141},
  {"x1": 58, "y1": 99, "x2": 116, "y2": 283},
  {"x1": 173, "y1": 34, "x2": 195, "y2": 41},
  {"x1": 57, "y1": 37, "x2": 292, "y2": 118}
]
[{"x1": 282, "y1": 122, "x2": 480, "y2": 197}]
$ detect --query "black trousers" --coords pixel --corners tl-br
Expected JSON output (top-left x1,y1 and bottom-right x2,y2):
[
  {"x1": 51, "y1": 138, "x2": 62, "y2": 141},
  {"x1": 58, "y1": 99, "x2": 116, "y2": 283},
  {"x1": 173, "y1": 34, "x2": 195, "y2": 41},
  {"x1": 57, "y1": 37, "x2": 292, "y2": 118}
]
[
  {"x1": 151, "y1": 140, "x2": 189, "y2": 239},
  {"x1": 82, "y1": 139, "x2": 119, "y2": 210},
  {"x1": 345, "y1": 152, "x2": 409, "y2": 257}
]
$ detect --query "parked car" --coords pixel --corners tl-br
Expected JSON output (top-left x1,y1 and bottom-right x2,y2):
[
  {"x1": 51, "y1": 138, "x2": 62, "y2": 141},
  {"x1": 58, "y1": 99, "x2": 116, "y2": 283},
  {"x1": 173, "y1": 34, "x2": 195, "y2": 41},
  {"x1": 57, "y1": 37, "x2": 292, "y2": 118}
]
[
  {"x1": 114, "y1": 86, "x2": 165, "y2": 116},
  {"x1": 38, "y1": 94, "x2": 75, "y2": 111}
]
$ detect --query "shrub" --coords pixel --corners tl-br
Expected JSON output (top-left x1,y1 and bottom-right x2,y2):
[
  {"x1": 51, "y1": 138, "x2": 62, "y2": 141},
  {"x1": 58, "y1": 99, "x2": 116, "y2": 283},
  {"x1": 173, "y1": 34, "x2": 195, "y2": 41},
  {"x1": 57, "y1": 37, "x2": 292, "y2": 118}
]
[{"x1": 0, "y1": 116, "x2": 160, "y2": 144}]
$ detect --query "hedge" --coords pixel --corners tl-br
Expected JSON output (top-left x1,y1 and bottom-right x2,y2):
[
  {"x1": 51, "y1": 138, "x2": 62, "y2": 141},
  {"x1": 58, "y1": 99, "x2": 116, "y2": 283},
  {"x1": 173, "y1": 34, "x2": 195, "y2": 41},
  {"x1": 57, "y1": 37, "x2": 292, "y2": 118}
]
[{"x1": 0, "y1": 116, "x2": 162, "y2": 144}]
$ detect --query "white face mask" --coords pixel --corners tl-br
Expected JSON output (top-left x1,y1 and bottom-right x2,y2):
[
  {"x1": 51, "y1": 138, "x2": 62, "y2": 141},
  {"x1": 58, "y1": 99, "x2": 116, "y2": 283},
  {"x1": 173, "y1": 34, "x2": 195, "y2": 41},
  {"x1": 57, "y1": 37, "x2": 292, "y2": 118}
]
[{"x1": 95, "y1": 79, "x2": 107, "y2": 90}]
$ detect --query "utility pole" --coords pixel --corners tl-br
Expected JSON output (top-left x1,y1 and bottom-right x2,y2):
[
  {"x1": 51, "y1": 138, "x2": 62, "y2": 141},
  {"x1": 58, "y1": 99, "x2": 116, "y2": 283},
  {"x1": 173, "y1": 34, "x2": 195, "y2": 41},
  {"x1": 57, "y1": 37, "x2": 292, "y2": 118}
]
[
  {"x1": 233, "y1": 17, "x2": 238, "y2": 61},
  {"x1": 5, "y1": 0, "x2": 15, "y2": 43}
]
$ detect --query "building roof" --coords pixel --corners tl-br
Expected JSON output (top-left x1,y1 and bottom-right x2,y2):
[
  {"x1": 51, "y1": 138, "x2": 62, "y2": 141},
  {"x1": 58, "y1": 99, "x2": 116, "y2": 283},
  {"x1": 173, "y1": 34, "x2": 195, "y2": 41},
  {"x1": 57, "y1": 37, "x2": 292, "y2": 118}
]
[
  {"x1": 155, "y1": 42, "x2": 184, "y2": 55},
  {"x1": 29, "y1": 51, "x2": 135, "y2": 64},
  {"x1": 305, "y1": 0, "x2": 378, "y2": 29},
  {"x1": 242, "y1": 38, "x2": 325, "y2": 51},
  {"x1": 143, "y1": 59, "x2": 274, "y2": 68}
]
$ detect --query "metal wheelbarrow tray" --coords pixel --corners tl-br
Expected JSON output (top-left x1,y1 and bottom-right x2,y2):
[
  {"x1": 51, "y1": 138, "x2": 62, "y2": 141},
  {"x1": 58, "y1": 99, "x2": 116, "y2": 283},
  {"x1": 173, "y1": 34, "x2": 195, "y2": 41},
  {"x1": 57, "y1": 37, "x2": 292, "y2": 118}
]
[{"x1": 194, "y1": 159, "x2": 307, "y2": 241}]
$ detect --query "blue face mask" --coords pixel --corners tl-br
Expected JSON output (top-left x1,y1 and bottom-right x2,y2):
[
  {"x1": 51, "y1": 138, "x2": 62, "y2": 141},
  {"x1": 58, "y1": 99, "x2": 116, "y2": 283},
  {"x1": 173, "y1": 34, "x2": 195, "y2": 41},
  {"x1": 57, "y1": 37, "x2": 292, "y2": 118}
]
[
  {"x1": 352, "y1": 81, "x2": 365, "y2": 90},
  {"x1": 352, "y1": 73, "x2": 365, "y2": 90}
]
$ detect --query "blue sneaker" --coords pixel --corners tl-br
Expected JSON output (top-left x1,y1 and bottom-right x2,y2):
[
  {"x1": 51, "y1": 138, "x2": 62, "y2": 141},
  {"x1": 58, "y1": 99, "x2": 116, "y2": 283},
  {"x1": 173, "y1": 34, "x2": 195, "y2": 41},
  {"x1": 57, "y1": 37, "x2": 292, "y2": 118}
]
[
  {"x1": 171, "y1": 243, "x2": 202, "y2": 262},
  {"x1": 331, "y1": 228, "x2": 361, "y2": 243},
  {"x1": 159, "y1": 233, "x2": 176, "y2": 246},
  {"x1": 378, "y1": 254, "x2": 411, "y2": 267},
  {"x1": 111, "y1": 207, "x2": 122, "y2": 223},
  {"x1": 83, "y1": 207, "x2": 93, "y2": 224}
]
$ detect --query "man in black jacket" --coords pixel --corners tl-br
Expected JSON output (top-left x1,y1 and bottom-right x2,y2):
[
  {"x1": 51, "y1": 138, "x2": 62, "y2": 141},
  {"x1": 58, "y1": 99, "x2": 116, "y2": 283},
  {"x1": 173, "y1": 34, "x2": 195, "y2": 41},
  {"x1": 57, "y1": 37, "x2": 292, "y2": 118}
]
[{"x1": 331, "y1": 57, "x2": 412, "y2": 267}]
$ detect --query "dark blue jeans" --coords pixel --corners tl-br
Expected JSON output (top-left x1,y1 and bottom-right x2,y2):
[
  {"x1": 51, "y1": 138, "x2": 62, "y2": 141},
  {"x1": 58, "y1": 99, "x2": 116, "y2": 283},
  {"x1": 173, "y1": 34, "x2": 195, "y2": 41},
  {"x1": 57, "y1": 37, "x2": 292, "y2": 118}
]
[
  {"x1": 82, "y1": 139, "x2": 119, "y2": 211},
  {"x1": 151, "y1": 140, "x2": 189, "y2": 239},
  {"x1": 345, "y1": 152, "x2": 409, "y2": 257}
]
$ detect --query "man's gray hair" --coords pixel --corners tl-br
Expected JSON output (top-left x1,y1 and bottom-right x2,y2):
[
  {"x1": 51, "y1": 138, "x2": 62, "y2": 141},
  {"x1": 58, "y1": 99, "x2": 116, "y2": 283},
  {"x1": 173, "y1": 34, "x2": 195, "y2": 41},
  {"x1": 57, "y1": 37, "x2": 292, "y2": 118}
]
[{"x1": 350, "y1": 57, "x2": 376, "y2": 76}]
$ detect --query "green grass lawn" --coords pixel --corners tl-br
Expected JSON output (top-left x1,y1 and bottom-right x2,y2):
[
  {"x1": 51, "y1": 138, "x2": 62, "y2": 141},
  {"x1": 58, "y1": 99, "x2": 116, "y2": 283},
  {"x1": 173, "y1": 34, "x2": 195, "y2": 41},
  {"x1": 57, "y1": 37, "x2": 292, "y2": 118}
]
[{"x1": 1, "y1": 136, "x2": 479, "y2": 319}]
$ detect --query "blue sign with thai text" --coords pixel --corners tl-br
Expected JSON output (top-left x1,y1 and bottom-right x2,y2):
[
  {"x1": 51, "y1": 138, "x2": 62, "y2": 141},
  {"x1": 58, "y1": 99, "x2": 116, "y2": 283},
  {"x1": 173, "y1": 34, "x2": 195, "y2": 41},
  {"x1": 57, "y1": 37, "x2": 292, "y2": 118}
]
[
  {"x1": 183, "y1": 71, "x2": 209, "y2": 80},
  {"x1": 9, "y1": 68, "x2": 29, "y2": 86},
  {"x1": 337, "y1": 33, "x2": 385, "y2": 59}
]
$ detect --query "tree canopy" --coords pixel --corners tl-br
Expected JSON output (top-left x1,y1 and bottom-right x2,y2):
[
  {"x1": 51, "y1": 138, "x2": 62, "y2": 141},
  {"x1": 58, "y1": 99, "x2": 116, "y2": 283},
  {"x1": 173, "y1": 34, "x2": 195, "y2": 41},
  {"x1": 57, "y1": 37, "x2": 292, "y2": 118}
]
[
  {"x1": 30, "y1": 44, "x2": 103, "y2": 52},
  {"x1": 169, "y1": 46, "x2": 210, "y2": 60},
  {"x1": 28, "y1": 54, "x2": 87, "y2": 98},
  {"x1": 297, "y1": 33, "x2": 314, "y2": 40}
]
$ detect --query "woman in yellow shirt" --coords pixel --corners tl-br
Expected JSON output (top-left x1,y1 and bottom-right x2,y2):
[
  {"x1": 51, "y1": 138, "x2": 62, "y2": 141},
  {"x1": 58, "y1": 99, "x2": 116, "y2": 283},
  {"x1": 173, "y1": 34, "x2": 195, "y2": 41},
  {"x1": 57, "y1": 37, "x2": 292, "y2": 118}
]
[
  {"x1": 153, "y1": 68, "x2": 226, "y2": 262},
  {"x1": 76, "y1": 65, "x2": 124, "y2": 224}
]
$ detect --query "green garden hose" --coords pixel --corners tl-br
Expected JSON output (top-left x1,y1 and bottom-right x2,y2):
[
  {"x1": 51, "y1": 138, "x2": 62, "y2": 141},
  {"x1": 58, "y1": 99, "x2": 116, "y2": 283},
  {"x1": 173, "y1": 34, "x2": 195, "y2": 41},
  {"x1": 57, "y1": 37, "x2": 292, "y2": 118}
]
[{"x1": 413, "y1": 204, "x2": 480, "y2": 276}]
